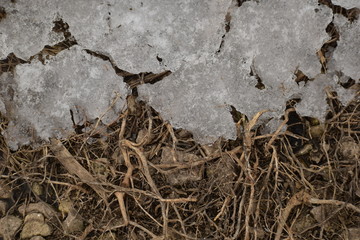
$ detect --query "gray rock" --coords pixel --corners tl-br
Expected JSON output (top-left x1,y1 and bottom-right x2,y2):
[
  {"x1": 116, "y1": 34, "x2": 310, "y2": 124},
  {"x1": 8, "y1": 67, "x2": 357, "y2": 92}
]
[
  {"x1": 0, "y1": 200, "x2": 8, "y2": 216},
  {"x1": 20, "y1": 220, "x2": 52, "y2": 239},
  {"x1": 0, "y1": 215, "x2": 22, "y2": 240},
  {"x1": 24, "y1": 213, "x2": 45, "y2": 224},
  {"x1": 62, "y1": 212, "x2": 84, "y2": 234},
  {"x1": 30, "y1": 236, "x2": 46, "y2": 240},
  {"x1": 18, "y1": 202, "x2": 58, "y2": 219}
]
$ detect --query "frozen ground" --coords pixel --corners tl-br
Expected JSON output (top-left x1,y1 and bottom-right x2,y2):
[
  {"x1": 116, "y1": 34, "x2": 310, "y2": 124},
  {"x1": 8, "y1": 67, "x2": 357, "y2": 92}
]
[
  {"x1": 332, "y1": 0, "x2": 360, "y2": 9},
  {"x1": 0, "y1": 46, "x2": 128, "y2": 149},
  {"x1": 0, "y1": 0, "x2": 359, "y2": 148},
  {"x1": 333, "y1": 15, "x2": 360, "y2": 80}
]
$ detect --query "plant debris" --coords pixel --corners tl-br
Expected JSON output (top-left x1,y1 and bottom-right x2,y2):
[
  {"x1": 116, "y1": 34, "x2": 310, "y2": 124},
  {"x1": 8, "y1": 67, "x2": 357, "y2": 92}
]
[{"x1": 0, "y1": 89, "x2": 359, "y2": 239}]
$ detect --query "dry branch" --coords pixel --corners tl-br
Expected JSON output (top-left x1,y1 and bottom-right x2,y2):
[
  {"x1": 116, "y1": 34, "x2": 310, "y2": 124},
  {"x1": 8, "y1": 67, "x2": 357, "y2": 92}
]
[{"x1": 49, "y1": 138, "x2": 107, "y2": 201}]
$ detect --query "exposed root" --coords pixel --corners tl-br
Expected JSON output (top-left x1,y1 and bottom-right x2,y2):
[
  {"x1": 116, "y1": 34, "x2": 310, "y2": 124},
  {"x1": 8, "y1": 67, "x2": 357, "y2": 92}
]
[
  {"x1": 0, "y1": 87, "x2": 359, "y2": 239},
  {"x1": 49, "y1": 138, "x2": 107, "y2": 202}
]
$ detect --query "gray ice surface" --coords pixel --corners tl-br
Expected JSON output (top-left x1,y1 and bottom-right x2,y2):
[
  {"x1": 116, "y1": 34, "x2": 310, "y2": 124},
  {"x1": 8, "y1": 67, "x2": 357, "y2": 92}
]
[
  {"x1": 333, "y1": 15, "x2": 360, "y2": 80},
  {"x1": 72, "y1": 0, "x2": 231, "y2": 73},
  {"x1": 0, "y1": 0, "x2": 63, "y2": 60},
  {"x1": 139, "y1": 0, "x2": 338, "y2": 142},
  {"x1": 0, "y1": 46, "x2": 127, "y2": 149},
  {"x1": 1, "y1": 0, "x2": 230, "y2": 72},
  {"x1": 332, "y1": 0, "x2": 360, "y2": 9},
  {"x1": 0, "y1": 0, "x2": 359, "y2": 147},
  {"x1": 296, "y1": 74, "x2": 334, "y2": 118}
]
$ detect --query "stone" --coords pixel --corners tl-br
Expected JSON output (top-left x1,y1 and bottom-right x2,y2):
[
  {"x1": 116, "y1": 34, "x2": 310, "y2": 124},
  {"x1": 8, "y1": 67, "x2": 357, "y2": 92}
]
[
  {"x1": 62, "y1": 212, "x2": 84, "y2": 234},
  {"x1": 18, "y1": 202, "x2": 58, "y2": 219},
  {"x1": 20, "y1": 220, "x2": 52, "y2": 239},
  {"x1": 0, "y1": 215, "x2": 22, "y2": 239}
]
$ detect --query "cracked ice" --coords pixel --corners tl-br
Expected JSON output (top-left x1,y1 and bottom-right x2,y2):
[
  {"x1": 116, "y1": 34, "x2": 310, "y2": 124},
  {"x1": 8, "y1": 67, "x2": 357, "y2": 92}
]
[{"x1": 0, "y1": 0, "x2": 359, "y2": 148}]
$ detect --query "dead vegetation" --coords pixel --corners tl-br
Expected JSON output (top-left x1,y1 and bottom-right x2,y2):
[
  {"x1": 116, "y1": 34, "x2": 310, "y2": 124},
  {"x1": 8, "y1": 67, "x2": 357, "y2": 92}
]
[
  {"x1": 0, "y1": 86, "x2": 359, "y2": 239},
  {"x1": 0, "y1": 1, "x2": 359, "y2": 239}
]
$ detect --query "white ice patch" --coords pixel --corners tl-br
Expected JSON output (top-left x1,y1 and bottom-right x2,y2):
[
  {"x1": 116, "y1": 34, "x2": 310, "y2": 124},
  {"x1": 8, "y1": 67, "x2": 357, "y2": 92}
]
[
  {"x1": 59, "y1": 0, "x2": 231, "y2": 73},
  {"x1": 333, "y1": 15, "x2": 360, "y2": 80},
  {"x1": 0, "y1": 46, "x2": 127, "y2": 149},
  {"x1": 331, "y1": 0, "x2": 360, "y2": 9},
  {"x1": 0, "y1": 0, "x2": 358, "y2": 147},
  {"x1": 0, "y1": 0, "x2": 63, "y2": 60},
  {"x1": 139, "y1": 0, "x2": 335, "y2": 143}
]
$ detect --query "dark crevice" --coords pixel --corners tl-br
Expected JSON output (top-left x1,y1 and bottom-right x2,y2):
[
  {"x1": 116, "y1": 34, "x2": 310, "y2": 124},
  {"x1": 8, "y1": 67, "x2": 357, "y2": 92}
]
[
  {"x1": 317, "y1": 22, "x2": 339, "y2": 73},
  {"x1": 156, "y1": 55, "x2": 163, "y2": 63},
  {"x1": 236, "y1": 0, "x2": 251, "y2": 7},
  {"x1": 84, "y1": 49, "x2": 172, "y2": 88},
  {"x1": 325, "y1": 90, "x2": 343, "y2": 119},
  {"x1": 317, "y1": 0, "x2": 359, "y2": 73},
  {"x1": 224, "y1": 12, "x2": 231, "y2": 33},
  {"x1": 250, "y1": 62, "x2": 265, "y2": 90},
  {"x1": 31, "y1": 18, "x2": 77, "y2": 63},
  {"x1": 339, "y1": 77, "x2": 356, "y2": 89},
  {"x1": 0, "y1": 6, "x2": 6, "y2": 22},
  {"x1": 1, "y1": 18, "x2": 77, "y2": 74},
  {"x1": 34, "y1": 39, "x2": 77, "y2": 64},
  {"x1": 216, "y1": 11, "x2": 232, "y2": 54},
  {"x1": 84, "y1": 49, "x2": 134, "y2": 77},
  {"x1": 70, "y1": 109, "x2": 86, "y2": 134},
  {"x1": 229, "y1": 105, "x2": 249, "y2": 141},
  {"x1": 255, "y1": 81, "x2": 265, "y2": 90},
  {"x1": 285, "y1": 99, "x2": 305, "y2": 152},
  {"x1": 229, "y1": 105, "x2": 246, "y2": 124},
  {"x1": 216, "y1": 0, "x2": 246, "y2": 54},
  {"x1": 0, "y1": 53, "x2": 27, "y2": 75},
  {"x1": 216, "y1": 38, "x2": 225, "y2": 54},
  {"x1": 131, "y1": 87, "x2": 139, "y2": 97},
  {"x1": 319, "y1": 0, "x2": 359, "y2": 22},
  {"x1": 333, "y1": 70, "x2": 356, "y2": 89},
  {"x1": 294, "y1": 69, "x2": 310, "y2": 85},
  {"x1": 52, "y1": 18, "x2": 72, "y2": 39},
  {"x1": 123, "y1": 71, "x2": 172, "y2": 88}
]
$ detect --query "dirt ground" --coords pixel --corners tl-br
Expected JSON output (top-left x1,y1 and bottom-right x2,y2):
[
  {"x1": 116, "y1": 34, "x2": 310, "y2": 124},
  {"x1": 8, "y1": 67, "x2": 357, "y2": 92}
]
[
  {"x1": 0, "y1": 1, "x2": 359, "y2": 238},
  {"x1": 0, "y1": 86, "x2": 359, "y2": 239}
]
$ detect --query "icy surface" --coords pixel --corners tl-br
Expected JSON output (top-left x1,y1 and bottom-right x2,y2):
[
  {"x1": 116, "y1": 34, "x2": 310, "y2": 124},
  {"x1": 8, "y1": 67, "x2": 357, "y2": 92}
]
[
  {"x1": 296, "y1": 74, "x2": 334, "y2": 118},
  {"x1": 139, "y1": 0, "x2": 334, "y2": 142},
  {"x1": 333, "y1": 15, "x2": 360, "y2": 80},
  {"x1": 0, "y1": 0, "x2": 63, "y2": 60},
  {"x1": 332, "y1": 0, "x2": 360, "y2": 9},
  {"x1": 60, "y1": 0, "x2": 231, "y2": 73},
  {"x1": 0, "y1": 0, "x2": 358, "y2": 147},
  {"x1": 0, "y1": 46, "x2": 127, "y2": 149},
  {"x1": 228, "y1": 0, "x2": 332, "y2": 81},
  {"x1": 1, "y1": 0, "x2": 230, "y2": 72}
]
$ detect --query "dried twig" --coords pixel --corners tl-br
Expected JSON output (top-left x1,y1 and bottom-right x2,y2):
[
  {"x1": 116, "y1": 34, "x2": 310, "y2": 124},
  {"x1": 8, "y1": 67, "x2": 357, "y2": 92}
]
[
  {"x1": 49, "y1": 138, "x2": 107, "y2": 202},
  {"x1": 275, "y1": 190, "x2": 310, "y2": 240},
  {"x1": 266, "y1": 108, "x2": 292, "y2": 150},
  {"x1": 275, "y1": 190, "x2": 360, "y2": 240},
  {"x1": 121, "y1": 139, "x2": 168, "y2": 237}
]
